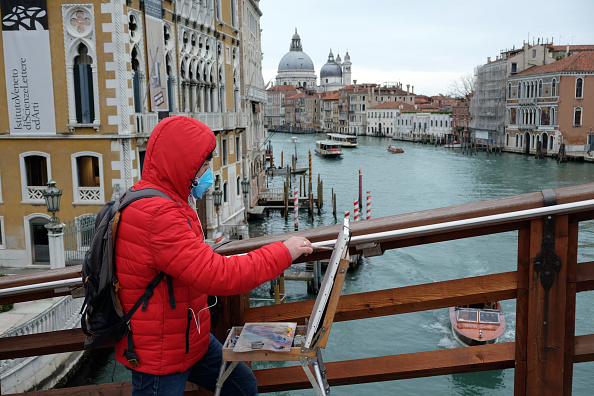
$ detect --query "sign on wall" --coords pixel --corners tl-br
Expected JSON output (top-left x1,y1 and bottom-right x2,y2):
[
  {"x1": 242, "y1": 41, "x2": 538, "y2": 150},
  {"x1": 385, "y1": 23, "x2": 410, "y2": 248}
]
[
  {"x1": 144, "y1": 0, "x2": 169, "y2": 111},
  {"x1": 1, "y1": 0, "x2": 56, "y2": 134}
]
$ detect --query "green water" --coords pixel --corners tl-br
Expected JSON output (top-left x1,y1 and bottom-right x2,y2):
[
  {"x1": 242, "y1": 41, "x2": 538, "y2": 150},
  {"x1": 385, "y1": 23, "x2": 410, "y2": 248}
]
[{"x1": 72, "y1": 133, "x2": 594, "y2": 395}]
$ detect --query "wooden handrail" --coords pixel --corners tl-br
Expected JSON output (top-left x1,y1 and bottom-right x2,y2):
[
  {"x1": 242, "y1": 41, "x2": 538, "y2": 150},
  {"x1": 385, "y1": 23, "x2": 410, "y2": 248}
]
[{"x1": 3, "y1": 183, "x2": 594, "y2": 395}]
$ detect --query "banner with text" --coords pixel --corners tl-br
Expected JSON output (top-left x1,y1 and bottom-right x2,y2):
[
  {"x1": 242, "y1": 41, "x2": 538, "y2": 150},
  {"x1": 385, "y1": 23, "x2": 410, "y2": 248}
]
[
  {"x1": 1, "y1": 0, "x2": 56, "y2": 134},
  {"x1": 144, "y1": 0, "x2": 168, "y2": 111}
]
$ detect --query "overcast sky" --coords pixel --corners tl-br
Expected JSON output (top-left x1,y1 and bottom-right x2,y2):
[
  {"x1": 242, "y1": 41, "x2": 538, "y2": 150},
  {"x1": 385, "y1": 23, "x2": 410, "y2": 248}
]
[{"x1": 259, "y1": 0, "x2": 594, "y2": 96}]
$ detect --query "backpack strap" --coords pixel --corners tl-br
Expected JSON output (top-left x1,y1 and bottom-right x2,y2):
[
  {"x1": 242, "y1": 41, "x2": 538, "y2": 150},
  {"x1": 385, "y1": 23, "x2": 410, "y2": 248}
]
[{"x1": 122, "y1": 271, "x2": 166, "y2": 368}]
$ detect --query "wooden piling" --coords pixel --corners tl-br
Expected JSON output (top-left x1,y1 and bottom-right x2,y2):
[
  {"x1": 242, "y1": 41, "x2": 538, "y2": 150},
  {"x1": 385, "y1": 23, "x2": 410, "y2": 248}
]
[
  {"x1": 332, "y1": 188, "x2": 336, "y2": 218},
  {"x1": 283, "y1": 182, "x2": 288, "y2": 219}
]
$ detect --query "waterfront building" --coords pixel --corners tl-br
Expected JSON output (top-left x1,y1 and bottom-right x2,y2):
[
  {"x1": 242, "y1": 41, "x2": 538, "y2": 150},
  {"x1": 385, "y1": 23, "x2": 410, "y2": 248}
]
[
  {"x1": 319, "y1": 91, "x2": 340, "y2": 132},
  {"x1": 470, "y1": 41, "x2": 594, "y2": 150},
  {"x1": 275, "y1": 29, "x2": 317, "y2": 89},
  {"x1": 366, "y1": 101, "x2": 415, "y2": 137},
  {"x1": 0, "y1": 0, "x2": 257, "y2": 268},
  {"x1": 451, "y1": 99, "x2": 472, "y2": 142},
  {"x1": 504, "y1": 51, "x2": 594, "y2": 160},
  {"x1": 395, "y1": 110, "x2": 453, "y2": 141},
  {"x1": 239, "y1": 0, "x2": 267, "y2": 210},
  {"x1": 264, "y1": 84, "x2": 297, "y2": 129}
]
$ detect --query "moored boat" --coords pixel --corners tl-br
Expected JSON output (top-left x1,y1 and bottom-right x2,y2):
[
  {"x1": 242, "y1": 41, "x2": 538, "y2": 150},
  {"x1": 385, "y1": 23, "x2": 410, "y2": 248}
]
[
  {"x1": 315, "y1": 140, "x2": 343, "y2": 158},
  {"x1": 450, "y1": 302, "x2": 506, "y2": 347},
  {"x1": 444, "y1": 141, "x2": 462, "y2": 148},
  {"x1": 267, "y1": 165, "x2": 308, "y2": 175},
  {"x1": 326, "y1": 133, "x2": 358, "y2": 147},
  {"x1": 387, "y1": 145, "x2": 404, "y2": 154}
]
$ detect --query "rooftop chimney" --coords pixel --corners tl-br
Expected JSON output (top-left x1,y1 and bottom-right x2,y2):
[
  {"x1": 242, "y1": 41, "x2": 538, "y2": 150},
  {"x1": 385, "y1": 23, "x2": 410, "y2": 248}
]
[
  {"x1": 487, "y1": 57, "x2": 491, "y2": 63},
  {"x1": 412, "y1": 86, "x2": 414, "y2": 94},
  {"x1": 407, "y1": 84, "x2": 410, "y2": 94}
]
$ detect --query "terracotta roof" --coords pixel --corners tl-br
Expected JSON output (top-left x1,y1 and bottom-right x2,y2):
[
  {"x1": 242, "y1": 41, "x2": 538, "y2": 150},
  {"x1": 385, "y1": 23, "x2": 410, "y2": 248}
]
[
  {"x1": 369, "y1": 101, "x2": 415, "y2": 110},
  {"x1": 514, "y1": 51, "x2": 594, "y2": 76},
  {"x1": 285, "y1": 92, "x2": 304, "y2": 99},
  {"x1": 267, "y1": 85, "x2": 298, "y2": 92},
  {"x1": 320, "y1": 92, "x2": 339, "y2": 100}
]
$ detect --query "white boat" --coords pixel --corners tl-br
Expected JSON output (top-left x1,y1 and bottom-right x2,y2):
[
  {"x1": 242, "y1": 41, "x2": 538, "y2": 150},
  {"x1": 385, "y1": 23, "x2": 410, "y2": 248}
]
[
  {"x1": 315, "y1": 141, "x2": 343, "y2": 158},
  {"x1": 445, "y1": 141, "x2": 462, "y2": 148},
  {"x1": 326, "y1": 133, "x2": 358, "y2": 147}
]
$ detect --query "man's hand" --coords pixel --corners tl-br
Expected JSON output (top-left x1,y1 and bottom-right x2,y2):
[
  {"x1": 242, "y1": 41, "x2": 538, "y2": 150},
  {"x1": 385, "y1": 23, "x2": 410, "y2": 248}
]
[{"x1": 283, "y1": 236, "x2": 314, "y2": 261}]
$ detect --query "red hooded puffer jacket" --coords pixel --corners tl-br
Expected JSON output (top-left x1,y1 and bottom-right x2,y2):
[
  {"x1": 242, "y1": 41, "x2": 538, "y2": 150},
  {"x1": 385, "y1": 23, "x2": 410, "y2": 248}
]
[{"x1": 114, "y1": 116, "x2": 292, "y2": 375}]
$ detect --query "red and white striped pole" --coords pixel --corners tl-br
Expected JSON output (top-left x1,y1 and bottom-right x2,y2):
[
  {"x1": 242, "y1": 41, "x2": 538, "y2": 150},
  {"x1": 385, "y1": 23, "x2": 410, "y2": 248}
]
[
  {"x1": 366, "y1": 191, "x2": 371, "y2": 220},
  {"x1": 344, "y1": 211, "x2": 350, "y2": 221},
  {"x1": 353, "y1": 199, "x2": 359, "y2": 221},
  {"x1": 294, "y1": 187, "x2": 299, "y2": 230}
]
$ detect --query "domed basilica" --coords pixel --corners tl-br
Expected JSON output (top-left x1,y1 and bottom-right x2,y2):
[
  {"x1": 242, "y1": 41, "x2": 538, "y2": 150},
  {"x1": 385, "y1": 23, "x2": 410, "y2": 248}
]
[{"x1": 275, "y1": 29, "x2": 351, "y2": 92}]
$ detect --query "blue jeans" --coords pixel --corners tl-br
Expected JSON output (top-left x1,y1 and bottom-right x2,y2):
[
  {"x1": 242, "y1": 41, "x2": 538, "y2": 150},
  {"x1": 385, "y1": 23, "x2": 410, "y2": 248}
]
[{"x1": 130, "y1": 334, "x2": 258, "y2": 396}]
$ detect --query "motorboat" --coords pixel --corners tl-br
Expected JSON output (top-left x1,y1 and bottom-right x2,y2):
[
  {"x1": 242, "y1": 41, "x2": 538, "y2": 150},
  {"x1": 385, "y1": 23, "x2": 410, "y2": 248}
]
[
  {"x1": 449, "y1": 302, "x2": 506, "y2": 347},
  {"x1": 387, "y1": 145, "x2": 404, "y2": 154},
  {"x1": 267, "y1": 165, "x2": 308, "y2": 175},
  {"x1": 315, "y1": 141, "x2": 343, "y2": 158},
  {"x1": 326, "y1": 133, "x2": 358, "y2": 147},
  {"x1": 444, "y1": 141, "x2": 462, "y2": 148}
]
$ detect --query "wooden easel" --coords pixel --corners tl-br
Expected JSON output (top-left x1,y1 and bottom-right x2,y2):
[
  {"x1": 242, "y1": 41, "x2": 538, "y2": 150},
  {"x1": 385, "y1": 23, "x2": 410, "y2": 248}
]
[{"x1": 215, "y1": 219, "x2": 351, "y2": 396}]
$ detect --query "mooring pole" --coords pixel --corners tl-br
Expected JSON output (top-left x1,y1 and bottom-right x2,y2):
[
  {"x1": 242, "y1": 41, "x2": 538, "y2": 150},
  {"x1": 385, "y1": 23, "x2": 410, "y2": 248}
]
[{"x1": 359, "y1": 168, "x2": 363, "y2": 209}]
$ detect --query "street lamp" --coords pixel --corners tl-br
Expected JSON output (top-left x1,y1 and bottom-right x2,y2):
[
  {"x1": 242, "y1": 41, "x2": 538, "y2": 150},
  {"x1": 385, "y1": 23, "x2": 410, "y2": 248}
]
[
  {"x1": 42, "y1": 180, "x2": 65, "y2": 269},
  {"x1": 212, "y1": 175, "x2": 223, "y2": 232},
  {"x1": 241, "y1": 176, "x2": 250, "y2": 221},
  {"x1": 42, "y1": 180, "x2": 62, "y2": 223}
]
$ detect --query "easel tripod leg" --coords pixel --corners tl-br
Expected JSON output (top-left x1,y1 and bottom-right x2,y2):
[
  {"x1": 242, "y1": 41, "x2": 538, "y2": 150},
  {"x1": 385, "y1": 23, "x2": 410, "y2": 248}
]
[{"x1": 215, "y1": 361, "x2": 239, "y2": 396}]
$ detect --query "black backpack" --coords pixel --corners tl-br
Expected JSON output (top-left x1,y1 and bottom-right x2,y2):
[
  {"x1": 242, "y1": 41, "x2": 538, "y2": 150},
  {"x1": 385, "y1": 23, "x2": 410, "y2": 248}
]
[{"x1": 80, "y1": 188, "x2": 176, "y2": 368}]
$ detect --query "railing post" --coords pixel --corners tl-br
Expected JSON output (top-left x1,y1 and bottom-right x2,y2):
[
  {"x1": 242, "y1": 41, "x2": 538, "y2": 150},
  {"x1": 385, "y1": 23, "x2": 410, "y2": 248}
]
[{"x1": 522, "y1": 209, "x2": 572, "y2": 395}]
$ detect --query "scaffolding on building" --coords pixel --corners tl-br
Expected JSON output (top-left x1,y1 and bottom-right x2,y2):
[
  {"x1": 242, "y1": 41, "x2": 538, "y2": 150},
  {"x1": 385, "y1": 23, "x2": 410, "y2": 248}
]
[{"x1": 469, "y1": 61, "x2": 508, "y2": 146}]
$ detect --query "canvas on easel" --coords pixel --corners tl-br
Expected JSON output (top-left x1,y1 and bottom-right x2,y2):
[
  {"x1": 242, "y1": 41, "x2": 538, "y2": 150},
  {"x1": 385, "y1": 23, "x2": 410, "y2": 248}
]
[{"x1": 215, "y1": 217, "x2": 351, "y2": 396}]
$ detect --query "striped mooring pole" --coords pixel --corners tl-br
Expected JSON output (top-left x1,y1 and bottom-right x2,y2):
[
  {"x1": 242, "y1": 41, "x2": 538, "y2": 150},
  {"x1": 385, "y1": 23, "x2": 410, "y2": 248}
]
[
  {"x1": 294, "y1": 187, "x2": 299, "y2": 230},
  {"x1": 353, "y1": 199, "x2": 359, "y2": 221},
  {"x1": 366, "y1": 191, "x2": 371, "y2": 220}
]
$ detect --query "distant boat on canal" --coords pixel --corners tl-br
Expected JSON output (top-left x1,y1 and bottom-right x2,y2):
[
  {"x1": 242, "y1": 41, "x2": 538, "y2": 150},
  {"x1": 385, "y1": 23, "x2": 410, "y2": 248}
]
[
  {"x1": 326, "y1": 133, "x2": 358, "y2": 147},
  {"x1": 387, "y1": 145, "x2": 404, "y2": 154},
  {"x1": 444, "y1": 141, "x2": 462, "y2": 148},
  {"x1": 315, "y1": 140, "x2": 343, "y2": 158},
  {"x1": 267, "y1": 165, "x2": 308, "y2": 175},
  {"x1": 449, "y1": 302, "x2": 506, "y2": 347}
]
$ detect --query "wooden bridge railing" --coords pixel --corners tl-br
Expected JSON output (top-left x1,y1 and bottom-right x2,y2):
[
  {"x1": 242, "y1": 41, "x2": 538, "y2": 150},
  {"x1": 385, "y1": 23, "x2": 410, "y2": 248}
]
[{"x1": 2, "y1": 183, "x2": 594, "y2": 395}]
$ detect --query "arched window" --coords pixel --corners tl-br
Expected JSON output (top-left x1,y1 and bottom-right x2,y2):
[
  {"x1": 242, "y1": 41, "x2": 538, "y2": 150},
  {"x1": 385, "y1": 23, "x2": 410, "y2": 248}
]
[
  {"x1": 223, "y1": 182, "x2": 228, "y2": 203},
  {"x1": 518, "y1": 83, "x2": 522, "y2": 98},
  {"x1": 20, "y1": 152, "x2": 51, "y2": 203},
  {"x1": 552, "y1": 79, "x2": 557, "y2": 96},
  {"x1": 538, "y1": 80, "x2": 542, "y2": 97},
  {"x1": 574, "y1": 107, "x2": 582, "y2": 126},
  {"x1": 551, "y1": 107, "x2": 556, "y2": 125},
  {"x1": 71, "y1": 152, "x2": 104, "y2": 203},
  {"x1": 508, "y1": 83, "x2": 512, "y2": 98},
  {"x1": 576, "y1": 77, "x2": 583, "y2": 98},
  {"x1": 236, "y1": 176, "x2": 241, "y2": 196}
]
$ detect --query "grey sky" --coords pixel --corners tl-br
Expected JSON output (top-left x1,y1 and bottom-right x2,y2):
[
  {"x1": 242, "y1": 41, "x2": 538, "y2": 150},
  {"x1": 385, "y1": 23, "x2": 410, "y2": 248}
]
[{"x1": 259, "y1": 0, "x2": 594, "y2": 96}]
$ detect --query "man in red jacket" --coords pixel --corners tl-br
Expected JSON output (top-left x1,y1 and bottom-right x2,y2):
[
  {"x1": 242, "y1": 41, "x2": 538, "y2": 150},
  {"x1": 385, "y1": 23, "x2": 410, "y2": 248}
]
[{"x1": 114, "y1": 116, "x2": 312, "y2": 395}]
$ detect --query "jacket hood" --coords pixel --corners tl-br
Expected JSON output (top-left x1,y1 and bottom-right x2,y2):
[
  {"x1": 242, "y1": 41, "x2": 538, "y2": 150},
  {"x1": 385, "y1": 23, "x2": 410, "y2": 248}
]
[{"x1": 140, "y1": 116, "x2": 216, "y2": 201}]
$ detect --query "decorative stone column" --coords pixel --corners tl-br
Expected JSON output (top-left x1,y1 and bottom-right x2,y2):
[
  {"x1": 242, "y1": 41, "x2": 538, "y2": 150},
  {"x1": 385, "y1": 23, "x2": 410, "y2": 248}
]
[{"x1": 45, "y1": 222, "x2": 66, "y2": 269}]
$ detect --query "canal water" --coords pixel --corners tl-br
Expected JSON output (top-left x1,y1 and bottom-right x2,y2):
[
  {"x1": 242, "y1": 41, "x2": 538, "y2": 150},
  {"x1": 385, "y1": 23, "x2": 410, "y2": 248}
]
[{"x1": 67, "y1": 133, "x2": 594, "y2": 395}]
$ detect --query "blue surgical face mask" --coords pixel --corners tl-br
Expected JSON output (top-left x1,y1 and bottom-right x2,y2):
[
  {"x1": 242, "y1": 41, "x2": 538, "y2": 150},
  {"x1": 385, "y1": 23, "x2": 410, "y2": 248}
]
[{"x1": 190, "y1": 169, "x2": 214, "y2": 199}]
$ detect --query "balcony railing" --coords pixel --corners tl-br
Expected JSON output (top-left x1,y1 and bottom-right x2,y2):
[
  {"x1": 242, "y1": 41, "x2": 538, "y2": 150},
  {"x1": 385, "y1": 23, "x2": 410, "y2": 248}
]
[
  {"x1": 246, "y1": 85, "x2": 267, "y2": 103},
  {"x1": 135, "y1": 112, "x2": 248, "y2": 135}
]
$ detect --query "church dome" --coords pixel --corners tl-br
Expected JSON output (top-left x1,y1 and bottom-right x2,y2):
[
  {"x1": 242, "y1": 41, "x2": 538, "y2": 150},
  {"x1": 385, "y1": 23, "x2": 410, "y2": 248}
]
[
  {"x1": 278, "y1": 51, "x2": 315, "y2": 72},
  {"x1": 320, "y1": 49, "x2": 342, "y2": 79},
  {"x1": 277, "y1": 29, "x2": 315, "y2": 72}
]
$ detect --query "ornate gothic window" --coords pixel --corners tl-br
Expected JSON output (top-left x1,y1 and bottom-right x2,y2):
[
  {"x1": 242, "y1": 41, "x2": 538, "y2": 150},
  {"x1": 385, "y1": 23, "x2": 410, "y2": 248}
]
[{"x1": 62, "y1": 5, "x2": 99, "y2": 130}]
